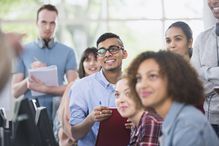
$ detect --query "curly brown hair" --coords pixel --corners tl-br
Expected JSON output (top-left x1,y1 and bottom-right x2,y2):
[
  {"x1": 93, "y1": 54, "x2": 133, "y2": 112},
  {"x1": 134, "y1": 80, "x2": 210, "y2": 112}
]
[{"x1": 127, "y1": 50, "x2": 204, "y2": 106}]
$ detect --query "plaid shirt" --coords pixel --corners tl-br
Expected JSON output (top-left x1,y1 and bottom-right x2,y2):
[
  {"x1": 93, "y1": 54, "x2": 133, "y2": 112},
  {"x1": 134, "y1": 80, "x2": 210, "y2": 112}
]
[{"x1": 129, "y1": 111, "x2": 163, "y2": 146}]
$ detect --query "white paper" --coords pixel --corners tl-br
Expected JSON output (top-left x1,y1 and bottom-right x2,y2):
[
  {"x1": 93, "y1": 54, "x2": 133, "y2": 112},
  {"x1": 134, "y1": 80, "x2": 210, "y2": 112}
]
[{"x1": 28, "y1": 65, "x2": 58, "y2": 96}]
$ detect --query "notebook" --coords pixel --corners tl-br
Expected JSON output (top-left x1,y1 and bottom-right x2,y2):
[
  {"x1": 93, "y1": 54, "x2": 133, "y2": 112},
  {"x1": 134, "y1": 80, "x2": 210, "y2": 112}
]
[
  {"x1": 28, "y1": 65, "x2": 58, "y2": 96},
  {"x1": 95, "y1": 108, "x2": 130, "y2": 146}
]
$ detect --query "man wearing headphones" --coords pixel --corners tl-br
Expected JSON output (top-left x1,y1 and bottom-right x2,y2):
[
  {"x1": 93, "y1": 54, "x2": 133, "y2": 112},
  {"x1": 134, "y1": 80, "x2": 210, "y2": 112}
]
[{"x1": 12, "y1": 4, "x2": 78, "y2": 120}]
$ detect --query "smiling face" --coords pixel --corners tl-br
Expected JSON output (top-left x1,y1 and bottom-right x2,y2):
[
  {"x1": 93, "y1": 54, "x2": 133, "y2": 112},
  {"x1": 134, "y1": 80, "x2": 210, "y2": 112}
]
[
  {"x1": 37, "y1": 9, "x2": 57, "y2": 40},
  {"x1": 115, "y1": 78, "x2": 140, "y2": 119},
  {"x1": 135, "y1": 59, "x2": 170, "y2": 110},
  {"x1": 83, "y1": 53, "x2": 101, "y2": 76},
  {"x1": 97, "y1": 38, "x2": 127, "y2": 72},
  {"x1": 208, "y1": 0, "x2": 219, "y2": 19},
  {"x1": 165, "y1": 27, "x2": 192, "y2": 58}
]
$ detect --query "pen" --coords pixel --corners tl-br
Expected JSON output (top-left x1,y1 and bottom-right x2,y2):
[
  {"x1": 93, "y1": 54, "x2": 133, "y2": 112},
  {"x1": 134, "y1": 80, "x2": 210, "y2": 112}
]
[{"x1": 34, "y1": 57, "x2": 40, "y2": 62}]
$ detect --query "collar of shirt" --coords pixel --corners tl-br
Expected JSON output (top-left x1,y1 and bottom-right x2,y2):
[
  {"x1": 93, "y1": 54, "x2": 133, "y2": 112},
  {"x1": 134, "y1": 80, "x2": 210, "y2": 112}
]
[
  {"x1": 131, "y1": 111, "x2": 145, "y2": 136},
  {"x1": 95, "y1": 69, "x2": 115, "y2": 92},
  {"x1": 35, "y1": 38, "x2": 56, "y2": 49},
  {"x1": 162, "y1": 101, "x2": 185, "y2": 135}
]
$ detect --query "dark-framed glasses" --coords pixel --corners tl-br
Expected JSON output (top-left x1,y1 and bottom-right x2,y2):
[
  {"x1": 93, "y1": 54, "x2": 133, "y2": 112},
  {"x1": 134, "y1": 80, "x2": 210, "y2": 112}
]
[{"x1": 97, "y1": 45, "x2": 124, "y2": 57}]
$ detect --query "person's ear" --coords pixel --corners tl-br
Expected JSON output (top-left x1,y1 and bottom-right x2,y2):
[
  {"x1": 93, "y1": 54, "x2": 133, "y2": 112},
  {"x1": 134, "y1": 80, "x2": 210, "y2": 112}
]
[{"x1": 122, "y1": 50, "x2": 128, "y2": 59}]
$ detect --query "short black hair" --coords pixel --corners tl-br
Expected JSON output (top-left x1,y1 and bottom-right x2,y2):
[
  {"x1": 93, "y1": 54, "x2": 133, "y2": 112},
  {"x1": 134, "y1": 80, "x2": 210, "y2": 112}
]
[
  {"x1": 96, "y1": 32, "x2": 123, "y2": 47},
  {"x1": 37, "y1": 4, "x2": 58, "y2": 22}
]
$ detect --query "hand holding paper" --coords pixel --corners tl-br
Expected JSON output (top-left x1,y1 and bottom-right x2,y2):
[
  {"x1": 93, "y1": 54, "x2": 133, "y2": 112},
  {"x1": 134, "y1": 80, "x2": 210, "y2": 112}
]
[
  {"x1": 91, "y1": 106, "x2": 112, "y2": 122},
  {"x1": 28, "y1": 65, "x2": 58, "y2": 96},
  {"x1": 28, "y1": 75, "x2": 47, "y2": 93},
  {"x1": 95, "y1": 108, "x2": 130, "y2": 146}
]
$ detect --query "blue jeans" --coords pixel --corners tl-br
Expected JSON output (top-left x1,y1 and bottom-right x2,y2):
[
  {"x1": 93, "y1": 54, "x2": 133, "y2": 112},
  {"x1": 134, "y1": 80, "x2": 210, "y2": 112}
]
[{"x1": 37, "y1": 97, "x2": 53, "y2": 121}]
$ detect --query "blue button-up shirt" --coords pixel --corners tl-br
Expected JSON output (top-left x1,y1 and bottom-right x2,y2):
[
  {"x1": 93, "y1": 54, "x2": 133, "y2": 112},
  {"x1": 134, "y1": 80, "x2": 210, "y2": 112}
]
[
  {"x1": 69, "y1": 70, "x2": 116, "y2": 146},
  {"x1": 15, "y1": 39, "x2": 77, "y2": 118},
  {"x1": 160, "y1": 101, "x2": 219, "y2": 146}
]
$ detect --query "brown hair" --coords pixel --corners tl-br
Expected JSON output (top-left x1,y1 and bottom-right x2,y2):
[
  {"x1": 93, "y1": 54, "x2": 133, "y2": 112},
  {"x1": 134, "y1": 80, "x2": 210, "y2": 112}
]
[
  {"x1": 166, "y1": 21, "x2": 193, "y2": 57},
  {"x1": 37, "y1": 4, "x2": 58, "y2": 22},
  {"x1": 118, "y1": 73, "x2": 144, "y2": 110},
  {"x1": 127, "y1": 50, "x2": 204, "y2": 106},
  {"x1": 78, "y1": 47, "x2": 98, "y2": 78}
]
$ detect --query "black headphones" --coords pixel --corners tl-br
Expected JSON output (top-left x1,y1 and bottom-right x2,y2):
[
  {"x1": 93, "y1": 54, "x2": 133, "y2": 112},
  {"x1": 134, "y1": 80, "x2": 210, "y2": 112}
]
[{"x1": 37, "y1": 38, "x2": 55, "y2": 49}]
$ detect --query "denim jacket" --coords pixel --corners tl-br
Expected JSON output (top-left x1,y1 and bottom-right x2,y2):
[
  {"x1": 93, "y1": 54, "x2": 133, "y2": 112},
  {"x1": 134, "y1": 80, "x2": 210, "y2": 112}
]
[{"x1": 159, "y1": 102, "x2": 219, "y2": 146}]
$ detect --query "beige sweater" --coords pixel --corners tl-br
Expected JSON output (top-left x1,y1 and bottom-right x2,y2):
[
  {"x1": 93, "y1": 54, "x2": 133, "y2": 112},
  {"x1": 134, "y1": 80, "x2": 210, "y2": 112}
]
[{"x1": 57, "y1": 82, "x2": 77, "y2": 146}]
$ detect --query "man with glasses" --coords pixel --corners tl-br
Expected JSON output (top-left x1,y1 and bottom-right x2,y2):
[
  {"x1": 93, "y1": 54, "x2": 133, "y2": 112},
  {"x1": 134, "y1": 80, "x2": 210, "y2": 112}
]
[{"x1": 69, "y1": 32, "x2": 128, "y2": 146}]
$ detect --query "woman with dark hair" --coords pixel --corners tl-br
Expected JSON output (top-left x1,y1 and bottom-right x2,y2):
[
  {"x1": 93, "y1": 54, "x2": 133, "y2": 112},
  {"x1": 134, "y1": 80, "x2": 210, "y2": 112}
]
[
  {"x1": 165, "y1": 21, "x2": 204, "y2": 113},
  {"x1": 56, "y1": 47, "x2": 100, "y2": 146},
  {"x1": 78, "y1": 47, "x2": 101, "y2": 78},
  {"x1": 127, "y1": 51, "x2": 219, "y2": 146},
  {"x1": 165, "y1": 21, "x2": 193, "y2": 61}
]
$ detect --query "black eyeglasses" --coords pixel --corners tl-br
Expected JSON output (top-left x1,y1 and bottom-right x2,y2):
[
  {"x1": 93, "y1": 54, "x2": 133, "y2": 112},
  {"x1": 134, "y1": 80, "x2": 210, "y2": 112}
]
[{"x1": 97, "y1": 45, "x2": 124, "y2": 57}]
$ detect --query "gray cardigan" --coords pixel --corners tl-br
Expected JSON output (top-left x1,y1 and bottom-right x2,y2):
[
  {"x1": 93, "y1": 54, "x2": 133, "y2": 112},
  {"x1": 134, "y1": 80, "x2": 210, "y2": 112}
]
[{"x1": 191, "y1": 25, "x2": 219, "y2": 124}]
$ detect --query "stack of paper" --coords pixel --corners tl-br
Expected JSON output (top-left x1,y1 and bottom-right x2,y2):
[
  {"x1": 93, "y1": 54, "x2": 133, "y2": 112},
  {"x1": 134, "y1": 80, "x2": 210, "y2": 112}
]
[{"x1": 28, "y1": 65, "x2": 58, "y2": 96}]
